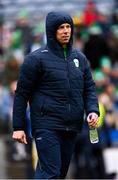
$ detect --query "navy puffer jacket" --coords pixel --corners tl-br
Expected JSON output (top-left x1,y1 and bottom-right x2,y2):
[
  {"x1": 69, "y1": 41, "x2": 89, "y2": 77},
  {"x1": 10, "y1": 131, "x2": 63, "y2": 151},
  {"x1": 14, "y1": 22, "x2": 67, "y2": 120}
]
[{"x1": 13, "y1": 11, "x2": 99, "y2": 133}]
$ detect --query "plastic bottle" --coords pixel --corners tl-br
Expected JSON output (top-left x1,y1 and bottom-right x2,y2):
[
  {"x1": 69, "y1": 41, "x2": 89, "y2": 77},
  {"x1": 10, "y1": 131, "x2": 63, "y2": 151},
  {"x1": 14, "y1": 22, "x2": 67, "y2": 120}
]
[{"x1": 89, "y1": 127, "x2": 99, "y2": 144}]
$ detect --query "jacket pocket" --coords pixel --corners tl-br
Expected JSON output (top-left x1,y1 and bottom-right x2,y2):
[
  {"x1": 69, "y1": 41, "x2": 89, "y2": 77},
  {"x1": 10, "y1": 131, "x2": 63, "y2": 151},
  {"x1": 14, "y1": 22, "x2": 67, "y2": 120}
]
[{"x1": 39, "y1": 96, "x2": 46, "y2": 116}]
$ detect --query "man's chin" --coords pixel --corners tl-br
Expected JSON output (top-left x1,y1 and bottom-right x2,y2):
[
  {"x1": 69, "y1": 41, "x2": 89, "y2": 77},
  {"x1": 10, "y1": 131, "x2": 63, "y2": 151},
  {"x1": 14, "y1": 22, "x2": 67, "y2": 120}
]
[{"x1": 62, "y1": 40, "x2": 70, "y2": 44}]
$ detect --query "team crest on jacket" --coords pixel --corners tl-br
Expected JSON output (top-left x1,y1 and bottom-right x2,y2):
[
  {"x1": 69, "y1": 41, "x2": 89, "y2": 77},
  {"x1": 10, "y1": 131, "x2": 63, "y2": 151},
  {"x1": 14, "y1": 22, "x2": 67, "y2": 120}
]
[{"x1": 73, "y1": 59, "x2": 79, "y2": 67}]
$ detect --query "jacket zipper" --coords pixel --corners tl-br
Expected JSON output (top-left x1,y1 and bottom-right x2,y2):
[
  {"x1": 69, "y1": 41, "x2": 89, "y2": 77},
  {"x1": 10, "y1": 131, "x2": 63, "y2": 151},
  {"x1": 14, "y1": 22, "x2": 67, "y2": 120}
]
[
  {"x1": 64, "y1": 47, "x2": 71, "y2": 131},
  {"x1": 64, "y1": 56, "x2": 71, "y2": 115}
]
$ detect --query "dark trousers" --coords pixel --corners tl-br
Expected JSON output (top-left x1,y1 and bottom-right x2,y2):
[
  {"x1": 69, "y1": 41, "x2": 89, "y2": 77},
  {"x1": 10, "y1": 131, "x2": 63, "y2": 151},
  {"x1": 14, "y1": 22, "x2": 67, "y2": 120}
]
[{"x1": 34, "y1": 129, "x2": 77, "y2": 179}]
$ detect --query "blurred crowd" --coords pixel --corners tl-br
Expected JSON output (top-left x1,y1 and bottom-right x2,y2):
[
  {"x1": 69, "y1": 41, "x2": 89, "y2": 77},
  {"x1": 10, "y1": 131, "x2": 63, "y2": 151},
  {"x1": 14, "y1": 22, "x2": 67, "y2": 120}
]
[{"x1": 0, "y1": 0, "x2": 118, "y2": 179}]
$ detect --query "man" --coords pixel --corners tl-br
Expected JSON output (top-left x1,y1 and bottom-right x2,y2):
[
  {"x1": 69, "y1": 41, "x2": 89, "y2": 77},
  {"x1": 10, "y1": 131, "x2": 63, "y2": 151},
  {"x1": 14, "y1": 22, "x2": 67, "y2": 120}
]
[{"x1": 12, "y1": 11, "x2": 99, "y2": 179}]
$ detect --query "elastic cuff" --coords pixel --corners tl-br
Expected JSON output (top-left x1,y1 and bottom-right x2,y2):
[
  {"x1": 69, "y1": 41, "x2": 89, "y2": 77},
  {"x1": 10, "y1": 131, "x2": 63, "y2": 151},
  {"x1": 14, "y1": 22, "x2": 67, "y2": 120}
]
[{"x1": 13, "y1": 127, "x2": 25, "y2": 131}]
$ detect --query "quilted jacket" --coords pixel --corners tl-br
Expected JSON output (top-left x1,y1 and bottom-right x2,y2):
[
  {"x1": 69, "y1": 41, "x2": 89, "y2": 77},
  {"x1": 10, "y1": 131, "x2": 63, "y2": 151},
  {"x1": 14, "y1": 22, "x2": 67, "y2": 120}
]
[{"x1": 13, "y1": 11, "x2": 99, "y2": 133}]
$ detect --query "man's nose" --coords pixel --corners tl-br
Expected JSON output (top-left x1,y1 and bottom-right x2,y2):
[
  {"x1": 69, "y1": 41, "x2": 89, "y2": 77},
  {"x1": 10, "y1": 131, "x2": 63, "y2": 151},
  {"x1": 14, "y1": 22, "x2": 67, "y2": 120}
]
[{"x1": 64, "y1": 27, "x2": 68, "y2": 33}]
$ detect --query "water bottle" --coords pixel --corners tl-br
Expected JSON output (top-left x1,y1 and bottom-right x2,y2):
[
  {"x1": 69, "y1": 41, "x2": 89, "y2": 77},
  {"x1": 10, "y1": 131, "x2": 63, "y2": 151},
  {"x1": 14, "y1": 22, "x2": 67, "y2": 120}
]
[{"x1": 89, "y1": 127, "x2": 99, "y2": 144}]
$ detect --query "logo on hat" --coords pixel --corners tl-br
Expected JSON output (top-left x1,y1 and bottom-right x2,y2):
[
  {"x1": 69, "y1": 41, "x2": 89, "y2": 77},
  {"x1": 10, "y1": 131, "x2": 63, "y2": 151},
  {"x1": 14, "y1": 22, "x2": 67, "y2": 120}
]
[{"x1": 73, "y1": 59, "x2": 79, "y2": 67}]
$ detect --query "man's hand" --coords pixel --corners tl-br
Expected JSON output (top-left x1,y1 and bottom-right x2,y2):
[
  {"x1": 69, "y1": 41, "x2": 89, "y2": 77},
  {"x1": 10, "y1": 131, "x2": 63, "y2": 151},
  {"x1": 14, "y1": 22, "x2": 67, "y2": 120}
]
[
  {"x1": 87, "y1": 112, "x2": 98, "y2": 128},
  {"x1": 12, "y1": 130, "x2": 28, "y2": 144}
]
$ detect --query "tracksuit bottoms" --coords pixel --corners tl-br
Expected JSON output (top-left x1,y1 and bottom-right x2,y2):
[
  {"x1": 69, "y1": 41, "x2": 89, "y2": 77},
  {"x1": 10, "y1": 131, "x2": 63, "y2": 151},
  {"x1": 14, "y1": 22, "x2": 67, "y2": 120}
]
[{"x1": 34, "y1": 129, "x2": 77, "y2": 179}]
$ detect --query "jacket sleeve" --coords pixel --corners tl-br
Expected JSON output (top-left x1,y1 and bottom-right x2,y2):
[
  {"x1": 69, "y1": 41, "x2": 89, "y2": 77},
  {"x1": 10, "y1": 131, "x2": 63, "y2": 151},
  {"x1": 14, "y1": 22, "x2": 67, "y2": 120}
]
[
  {"x1": 83, "y1": 56, "x2": 100, "y2": 116},
  {"x1": 13, "y1": 54, "x2": 41, "y2": 131}
]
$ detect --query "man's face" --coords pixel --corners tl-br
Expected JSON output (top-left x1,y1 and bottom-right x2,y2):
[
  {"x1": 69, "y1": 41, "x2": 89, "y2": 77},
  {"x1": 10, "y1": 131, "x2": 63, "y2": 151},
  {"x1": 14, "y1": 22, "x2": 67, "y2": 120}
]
[{"x1": 56, "y1": 23, "x2": 71, "y2": 46}]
